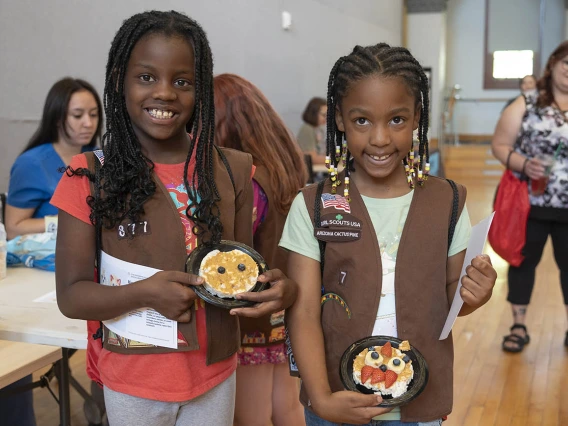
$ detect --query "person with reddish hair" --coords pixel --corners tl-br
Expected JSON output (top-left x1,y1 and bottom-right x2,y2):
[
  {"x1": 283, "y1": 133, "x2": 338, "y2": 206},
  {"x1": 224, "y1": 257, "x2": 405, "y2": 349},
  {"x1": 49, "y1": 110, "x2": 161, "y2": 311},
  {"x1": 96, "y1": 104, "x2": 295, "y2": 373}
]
[
  {"x1": 214, "y1": 73, "x2": 307, "y2": 426},
  {"x1": 493, "y1": 41, "x2": 568, "y2": 352}
]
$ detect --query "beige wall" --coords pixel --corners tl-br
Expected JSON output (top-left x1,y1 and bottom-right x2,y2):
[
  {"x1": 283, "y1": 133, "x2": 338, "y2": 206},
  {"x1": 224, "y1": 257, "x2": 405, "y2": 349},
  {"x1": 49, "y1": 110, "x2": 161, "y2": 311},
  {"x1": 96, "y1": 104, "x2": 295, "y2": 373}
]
[{"x1": 0, "y1": 0, "x2": 403, "y2": 192}]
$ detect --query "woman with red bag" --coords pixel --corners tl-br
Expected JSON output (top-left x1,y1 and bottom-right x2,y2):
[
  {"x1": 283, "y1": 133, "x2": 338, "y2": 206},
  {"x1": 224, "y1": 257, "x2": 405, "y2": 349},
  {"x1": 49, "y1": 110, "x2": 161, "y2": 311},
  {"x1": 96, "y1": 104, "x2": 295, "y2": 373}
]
[{"x1": 492, "y1": 41, "x2": 568, "y2": 353}]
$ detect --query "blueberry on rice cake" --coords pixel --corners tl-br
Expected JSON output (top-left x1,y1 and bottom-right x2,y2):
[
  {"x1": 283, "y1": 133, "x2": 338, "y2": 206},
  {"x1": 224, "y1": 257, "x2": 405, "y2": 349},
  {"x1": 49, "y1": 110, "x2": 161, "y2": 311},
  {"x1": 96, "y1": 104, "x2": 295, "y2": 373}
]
[
  {"x1": 199, "y1": 249, "x2": 259, "y2": 298},
  {"x1": 352, "y1": 341, "x2": 414, "y2": 398}
]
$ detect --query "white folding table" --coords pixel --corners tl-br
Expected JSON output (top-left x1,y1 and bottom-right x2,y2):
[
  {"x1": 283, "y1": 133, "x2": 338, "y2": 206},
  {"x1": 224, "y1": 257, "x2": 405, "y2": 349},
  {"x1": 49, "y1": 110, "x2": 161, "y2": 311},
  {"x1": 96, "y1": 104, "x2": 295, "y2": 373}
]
[{"x1": 0, "y1": 266, "x2": 88, "y2": 426}]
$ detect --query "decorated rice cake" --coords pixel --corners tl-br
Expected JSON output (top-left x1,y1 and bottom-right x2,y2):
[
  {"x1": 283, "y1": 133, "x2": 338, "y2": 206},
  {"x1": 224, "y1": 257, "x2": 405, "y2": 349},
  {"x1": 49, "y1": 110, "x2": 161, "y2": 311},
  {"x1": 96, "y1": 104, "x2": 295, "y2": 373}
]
[
  {"x1": 352, "y1": 341, "x2": 414, "y2": 398},
  {"x1": 199, "y1": 249, "x2": 259, "y2": 298}
]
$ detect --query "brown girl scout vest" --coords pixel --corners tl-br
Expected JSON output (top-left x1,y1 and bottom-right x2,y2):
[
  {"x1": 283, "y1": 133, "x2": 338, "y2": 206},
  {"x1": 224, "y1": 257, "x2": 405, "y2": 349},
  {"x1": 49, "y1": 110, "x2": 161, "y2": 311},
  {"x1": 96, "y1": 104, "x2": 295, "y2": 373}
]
[
  {"x1": 239, "y1": 165, "x2": 289, "y2": 347},
  {"x1": 85, "y1": 147, "x2": 254, "y2": 365},
  {"x1": 301, "y1": 173, "x2": 466, "y2": 423}
]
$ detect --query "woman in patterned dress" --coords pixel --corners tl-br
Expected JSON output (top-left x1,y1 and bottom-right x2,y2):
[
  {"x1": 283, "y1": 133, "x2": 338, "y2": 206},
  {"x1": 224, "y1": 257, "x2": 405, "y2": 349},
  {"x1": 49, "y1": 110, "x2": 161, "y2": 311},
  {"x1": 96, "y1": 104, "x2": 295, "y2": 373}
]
[{"x1": 493, "y1": 41, "x2": 568, "y2": 352}]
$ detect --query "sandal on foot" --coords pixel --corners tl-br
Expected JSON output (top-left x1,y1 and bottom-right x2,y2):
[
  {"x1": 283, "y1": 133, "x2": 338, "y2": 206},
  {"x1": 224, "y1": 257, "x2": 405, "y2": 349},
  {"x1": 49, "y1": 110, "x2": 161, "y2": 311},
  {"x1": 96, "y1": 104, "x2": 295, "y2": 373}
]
[{"x1": 502, "y1": 324, "x2": 530, "y2": 353}]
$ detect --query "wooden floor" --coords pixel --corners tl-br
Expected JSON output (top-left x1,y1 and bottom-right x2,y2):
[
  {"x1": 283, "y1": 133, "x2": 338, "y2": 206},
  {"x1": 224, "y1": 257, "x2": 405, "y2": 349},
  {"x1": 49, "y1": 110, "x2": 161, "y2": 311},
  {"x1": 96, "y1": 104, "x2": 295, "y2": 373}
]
[{"x1": 32, "y1": 149, "x2": 568, "y2": 425}]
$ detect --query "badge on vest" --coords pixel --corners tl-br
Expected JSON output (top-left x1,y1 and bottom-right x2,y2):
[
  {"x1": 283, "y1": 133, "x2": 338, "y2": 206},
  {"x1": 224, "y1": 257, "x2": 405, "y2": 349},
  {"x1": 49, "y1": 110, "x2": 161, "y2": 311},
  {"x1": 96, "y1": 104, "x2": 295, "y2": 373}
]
[
  {"x1": 321, "y1": 292, "x2": 352, "y2": 319},
  {"x1": 117, "y1": 221, "x2": 151, "y2": 240},
  {"x1": 314, "y1": 213, "x2": 362, "y2": 242},
  {"x1": 321, "y1": 193, "x2": 351, "y2": 213},
  {"x1": 285, "y1": 327, "x2": 300, "y2": 377},
  {"x1": 319, "y1": 213, "x2": 362, "y2": 229}
]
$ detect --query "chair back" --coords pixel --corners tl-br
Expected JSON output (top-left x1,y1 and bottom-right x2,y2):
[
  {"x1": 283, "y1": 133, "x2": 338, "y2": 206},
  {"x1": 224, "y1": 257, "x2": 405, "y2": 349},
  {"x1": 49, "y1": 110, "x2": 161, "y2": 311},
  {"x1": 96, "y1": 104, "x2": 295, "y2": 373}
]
[{"x1": 304, "y1": 154, "x2": 315, "y2": 184}]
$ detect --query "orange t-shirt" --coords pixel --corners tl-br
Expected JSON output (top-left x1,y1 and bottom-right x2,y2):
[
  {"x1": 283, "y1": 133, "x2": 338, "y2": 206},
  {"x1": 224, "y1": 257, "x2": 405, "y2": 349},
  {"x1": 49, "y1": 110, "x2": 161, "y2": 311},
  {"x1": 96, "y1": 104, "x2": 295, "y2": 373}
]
[{"x1": 51, "y1": 154, "x2": 236, "y2": 402}]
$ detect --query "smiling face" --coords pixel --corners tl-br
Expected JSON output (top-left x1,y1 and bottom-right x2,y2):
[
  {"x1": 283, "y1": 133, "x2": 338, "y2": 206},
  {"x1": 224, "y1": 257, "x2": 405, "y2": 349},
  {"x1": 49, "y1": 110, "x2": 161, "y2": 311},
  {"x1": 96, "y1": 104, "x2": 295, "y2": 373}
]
[
  {"x1": 335, "y1": 75, "x2": 420, "y2": 189},
  {"x1": 124, "y1": 33, "x2": 196, "y2": 156},
  {"x1": 59, "y1": 90, "x2": 99, "y2": 148},
  {"x1": 199, "y1": 249, "x2": 259, "y2": 298}
]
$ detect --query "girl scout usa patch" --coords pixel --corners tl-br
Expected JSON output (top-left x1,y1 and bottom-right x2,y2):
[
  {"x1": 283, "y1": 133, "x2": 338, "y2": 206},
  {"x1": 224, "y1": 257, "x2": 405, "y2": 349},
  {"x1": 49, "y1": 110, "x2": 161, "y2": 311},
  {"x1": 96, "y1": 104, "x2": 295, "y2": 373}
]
[{"x1": 314, "y1": 212, "x2": 362, "y2": 242}]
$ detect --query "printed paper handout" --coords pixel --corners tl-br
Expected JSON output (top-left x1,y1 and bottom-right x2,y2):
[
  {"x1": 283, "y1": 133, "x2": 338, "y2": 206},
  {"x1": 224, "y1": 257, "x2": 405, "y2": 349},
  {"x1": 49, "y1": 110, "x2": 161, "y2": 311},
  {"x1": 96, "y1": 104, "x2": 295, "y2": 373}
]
[
  {"x1": 439, "y1": 212, "x2": 495, "y2": 340},
  {"x1": 100, "y1": 251, "x2": 178, "y2": 349}
]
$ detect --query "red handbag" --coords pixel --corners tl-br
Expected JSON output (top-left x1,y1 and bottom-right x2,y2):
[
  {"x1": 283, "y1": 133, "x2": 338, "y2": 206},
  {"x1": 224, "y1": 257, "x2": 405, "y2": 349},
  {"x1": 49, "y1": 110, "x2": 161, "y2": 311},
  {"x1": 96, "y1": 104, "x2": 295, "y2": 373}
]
[{"x1": 488, "y1": 169, "x2": 530, "y2": 267}]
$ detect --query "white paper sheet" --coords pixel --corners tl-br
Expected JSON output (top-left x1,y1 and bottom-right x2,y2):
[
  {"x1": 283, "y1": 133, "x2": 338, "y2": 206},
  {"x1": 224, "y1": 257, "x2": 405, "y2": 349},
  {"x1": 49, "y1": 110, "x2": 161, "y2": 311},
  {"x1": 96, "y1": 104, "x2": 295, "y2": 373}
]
[
  {"x1": 439, "y1": 212, "x2": 495, "y2": 340},
  {"x1": 100, "y1": 251, "x2": 178, "y2": 349},
  {"x1": 33, "y1": 290, "x2": 57, "y2": 303}
]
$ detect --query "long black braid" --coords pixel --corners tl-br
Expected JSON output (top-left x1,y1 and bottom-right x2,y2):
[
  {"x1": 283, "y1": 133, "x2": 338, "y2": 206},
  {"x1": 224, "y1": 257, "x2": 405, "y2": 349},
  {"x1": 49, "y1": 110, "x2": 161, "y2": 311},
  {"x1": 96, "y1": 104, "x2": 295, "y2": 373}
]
[
  {"x1": 69, "y1": 10, "x2": 223, "y2": 243},
  {"x1": 325, "y1": 43, "x2": 430, "y2": 180}
]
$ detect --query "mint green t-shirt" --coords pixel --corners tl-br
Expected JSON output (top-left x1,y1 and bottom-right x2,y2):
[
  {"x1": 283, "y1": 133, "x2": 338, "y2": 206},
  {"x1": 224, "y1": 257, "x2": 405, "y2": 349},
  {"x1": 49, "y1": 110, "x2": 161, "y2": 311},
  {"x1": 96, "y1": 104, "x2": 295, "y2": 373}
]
[{"x1": 279, "y1": 189, "x2": 471, "y2": 421}]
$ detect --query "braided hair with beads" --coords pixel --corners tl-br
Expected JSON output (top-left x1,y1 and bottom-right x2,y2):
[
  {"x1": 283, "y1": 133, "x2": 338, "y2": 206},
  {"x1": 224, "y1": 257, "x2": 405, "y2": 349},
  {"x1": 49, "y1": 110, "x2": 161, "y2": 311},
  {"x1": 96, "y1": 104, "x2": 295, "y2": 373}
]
[
  {"x1": 68, "y1": 10, "x2": 224, "y2": 243},
  {"x1": 325, "y1": 43, "x2": 431, "y2": 197}
]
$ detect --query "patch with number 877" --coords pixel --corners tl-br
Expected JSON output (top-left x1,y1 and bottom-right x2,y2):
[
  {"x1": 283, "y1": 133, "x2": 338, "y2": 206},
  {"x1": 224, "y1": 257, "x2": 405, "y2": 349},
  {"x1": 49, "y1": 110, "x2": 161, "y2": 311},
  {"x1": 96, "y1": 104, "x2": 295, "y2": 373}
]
[{"x1": 117, "y1": 221, "x2": 151, "y2": 240}]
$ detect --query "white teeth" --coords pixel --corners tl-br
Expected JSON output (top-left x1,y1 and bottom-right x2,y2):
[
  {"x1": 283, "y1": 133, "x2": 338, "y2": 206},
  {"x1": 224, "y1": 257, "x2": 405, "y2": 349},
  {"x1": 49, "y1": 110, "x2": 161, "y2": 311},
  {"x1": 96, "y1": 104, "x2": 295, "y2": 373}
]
[
  {"x1": 370, "y1": 154, "x2": 390, "y2": 161},
  {"x1": 148, "y1": 109, "x2": 174, "y2": 119}
]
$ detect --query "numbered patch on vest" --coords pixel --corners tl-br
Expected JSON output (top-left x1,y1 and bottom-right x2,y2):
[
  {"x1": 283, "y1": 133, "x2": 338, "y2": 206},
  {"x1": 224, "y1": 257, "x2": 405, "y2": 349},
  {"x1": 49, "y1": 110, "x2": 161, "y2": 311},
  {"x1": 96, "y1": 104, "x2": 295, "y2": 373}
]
[
  {"x1": 314, "y1": 213, "x2": 362, "y2": 242},
  {"x1": 117, "y1": 221, "x2": 151, "y2": 240}
]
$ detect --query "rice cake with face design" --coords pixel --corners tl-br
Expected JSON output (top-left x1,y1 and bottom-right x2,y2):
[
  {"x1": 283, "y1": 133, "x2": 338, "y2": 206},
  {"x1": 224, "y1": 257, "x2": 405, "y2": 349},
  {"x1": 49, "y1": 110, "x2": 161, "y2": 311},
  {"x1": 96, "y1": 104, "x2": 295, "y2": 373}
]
[
  {"x1": 352, "y1": 341, "x2": 414, "y2": 398},
  {"x1": 199, "y1": 249, "x2": 259, "y2": 298}
]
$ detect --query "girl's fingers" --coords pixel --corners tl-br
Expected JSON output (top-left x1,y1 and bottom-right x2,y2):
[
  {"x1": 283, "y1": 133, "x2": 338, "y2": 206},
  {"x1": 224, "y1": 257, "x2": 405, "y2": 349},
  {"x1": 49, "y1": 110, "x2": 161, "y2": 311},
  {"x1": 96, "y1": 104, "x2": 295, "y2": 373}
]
[
  {"x1": 161, "y1": 271, "x2": 204, "y2": 285},
  {"x1": 459, "y1": 282, "x2": 478, "y2": 304},
  {"x1": 235, "y1": 287, "x2": 279, "y2": 302},
  {"x1": 230, "y1": 301, "x2": 279, "y2": 318},
  {"x1": 177, "y1": 311, "x2": 191, "y2": 323},
  {"x1": 258, "y1": 269, "x2": 284, "y2": 283},
  {"x1": 460, "y1": 275, "x2": 491, "y2": 305},
  {"x1": 464, "y1": 265, "x2": 485, "y2": 286},
  {"x1": 469, "y1": 257, "x2": 497, "y2": 281},
  {"x1": 351, "y1": 393, "x2": 382, "y2": 407}
]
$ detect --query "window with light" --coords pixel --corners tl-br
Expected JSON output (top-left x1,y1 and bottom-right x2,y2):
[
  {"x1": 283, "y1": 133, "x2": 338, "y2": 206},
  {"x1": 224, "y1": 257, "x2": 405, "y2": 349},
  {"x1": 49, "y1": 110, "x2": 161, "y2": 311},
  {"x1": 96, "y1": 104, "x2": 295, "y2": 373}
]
[{"x1": 492, "y1": 50, "x2": 534, "y2": 79}]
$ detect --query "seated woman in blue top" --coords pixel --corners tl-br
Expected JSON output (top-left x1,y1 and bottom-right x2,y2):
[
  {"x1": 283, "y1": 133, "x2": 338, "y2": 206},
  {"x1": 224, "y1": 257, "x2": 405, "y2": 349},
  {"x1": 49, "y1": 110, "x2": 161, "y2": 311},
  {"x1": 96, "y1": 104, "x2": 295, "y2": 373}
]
[
  {"x1": 5, "y1": 77, "x2": 102, "y2": 240},
  {"x1": 0, "y1": 78, "x2": 103, "y2": 426},
  {"x1": 2, "y1": 78, "x2": 101, "y2": 426}
]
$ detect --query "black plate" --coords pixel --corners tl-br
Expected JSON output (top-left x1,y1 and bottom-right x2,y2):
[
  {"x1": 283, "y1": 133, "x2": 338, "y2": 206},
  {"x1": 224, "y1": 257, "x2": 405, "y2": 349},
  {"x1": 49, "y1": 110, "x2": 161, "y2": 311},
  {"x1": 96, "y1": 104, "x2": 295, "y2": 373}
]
[
  {"x1": 339, "y1": 336, "x2": 429, "y2": 408},
  {"x1": 185, "y1": 240, "x2": 269, "y2": 309}
]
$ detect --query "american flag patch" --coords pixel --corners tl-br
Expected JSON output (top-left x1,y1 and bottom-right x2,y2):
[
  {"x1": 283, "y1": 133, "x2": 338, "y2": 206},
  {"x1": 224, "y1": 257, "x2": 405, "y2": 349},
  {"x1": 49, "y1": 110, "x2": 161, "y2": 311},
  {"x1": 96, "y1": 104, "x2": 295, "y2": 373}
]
[
  {"x1": 321, "y1": 193, "x2": 351, "y2": 213},
  {"x1": 94, "y1": 149, "x2": 105, "y2": 166}
]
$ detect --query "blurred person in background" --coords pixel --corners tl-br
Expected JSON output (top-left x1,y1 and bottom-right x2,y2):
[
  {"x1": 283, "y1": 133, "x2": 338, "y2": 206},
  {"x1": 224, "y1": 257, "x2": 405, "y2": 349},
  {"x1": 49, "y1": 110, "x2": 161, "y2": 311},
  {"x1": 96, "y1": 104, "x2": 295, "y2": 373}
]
[
  {"x1": 297, "y1": 97, "x2": 327, "y2": 165},
  {"x1": 214, "y1": 73, "x2": 306, "y2": 426},
  {"x1": 5, "y1": 77, "x2": 101, "y2": 240},
  {"x1": 492, "y1": 42, "x2": 568, "y2": 353},
  {"x1": 503, "y1": 74, "x2": 538, "y2": 111}
]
